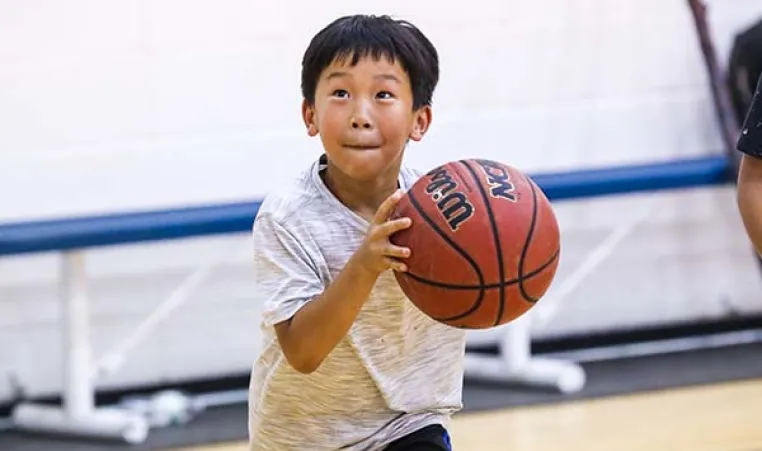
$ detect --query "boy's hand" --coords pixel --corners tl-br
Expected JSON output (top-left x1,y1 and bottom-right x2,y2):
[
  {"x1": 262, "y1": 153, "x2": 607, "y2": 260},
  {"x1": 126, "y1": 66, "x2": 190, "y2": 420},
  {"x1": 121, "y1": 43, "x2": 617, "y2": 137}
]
[{"x1": 355, "y1": 189, "x2": 412, "y2": 274}]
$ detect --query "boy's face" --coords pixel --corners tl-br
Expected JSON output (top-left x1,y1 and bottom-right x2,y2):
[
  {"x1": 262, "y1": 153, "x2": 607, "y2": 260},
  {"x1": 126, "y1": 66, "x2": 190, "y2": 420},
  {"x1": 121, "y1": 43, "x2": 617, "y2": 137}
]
[{"x1": 302, "y1": 56, "x2": 431, "y2": 182}]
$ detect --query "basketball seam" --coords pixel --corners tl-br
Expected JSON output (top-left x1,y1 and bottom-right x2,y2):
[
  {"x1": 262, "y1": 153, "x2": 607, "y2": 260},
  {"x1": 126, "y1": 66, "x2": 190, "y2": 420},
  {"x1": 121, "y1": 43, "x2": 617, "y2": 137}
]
[
  {"x1": 459, "y1": 160, "x2": 507, "y2": 327},
  {"x1": 401, "y1": 250, "x2": 559, "y2": 290},
  {"x1": 518, "y1": 175, "x2": 540, "y2": 304}
]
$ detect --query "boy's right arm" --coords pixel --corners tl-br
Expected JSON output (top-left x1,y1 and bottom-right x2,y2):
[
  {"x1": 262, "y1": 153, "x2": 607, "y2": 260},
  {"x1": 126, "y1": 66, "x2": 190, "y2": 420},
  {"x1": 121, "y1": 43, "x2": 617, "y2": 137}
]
[
  {"x1": 273, "y1": 252, "x2": 383, "y2": 374},
  {"x1": 272, "y1": 190, "x2": 412, "y2": 374}
]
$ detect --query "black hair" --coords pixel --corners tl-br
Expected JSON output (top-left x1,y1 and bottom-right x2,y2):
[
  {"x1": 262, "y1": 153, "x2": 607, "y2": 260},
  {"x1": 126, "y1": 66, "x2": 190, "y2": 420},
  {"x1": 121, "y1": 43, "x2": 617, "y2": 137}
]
[{"x1": 301, "y1": 14, "x2": 439, "y2": 110}]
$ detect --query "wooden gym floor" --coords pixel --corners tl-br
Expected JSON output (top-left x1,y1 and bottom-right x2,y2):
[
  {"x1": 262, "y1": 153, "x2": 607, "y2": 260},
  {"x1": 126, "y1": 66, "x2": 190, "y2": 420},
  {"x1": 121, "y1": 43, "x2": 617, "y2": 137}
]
[{"x1": 172, "y1": 378, "x2": 762, "y2": 451}]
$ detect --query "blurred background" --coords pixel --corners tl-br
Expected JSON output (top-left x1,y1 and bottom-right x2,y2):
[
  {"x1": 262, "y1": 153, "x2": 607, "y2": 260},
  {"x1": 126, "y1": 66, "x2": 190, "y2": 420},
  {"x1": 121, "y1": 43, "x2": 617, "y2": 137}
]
[{"x1": 1, "y1": 0, "x2": 762, "y2": 450}]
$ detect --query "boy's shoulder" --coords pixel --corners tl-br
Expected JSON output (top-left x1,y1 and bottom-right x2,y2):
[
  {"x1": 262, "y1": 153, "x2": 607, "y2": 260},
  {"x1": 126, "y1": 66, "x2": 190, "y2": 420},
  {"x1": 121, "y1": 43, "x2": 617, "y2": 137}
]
[
  {"x1": 400, "y1": 162, "x2": 426, "y2": 187},
  {"x1": 254, "y1": 159, "x2": 426, "y2": 229},
  {"x1": 255, "y1": 162, "x2": 322, "y2": 226}
]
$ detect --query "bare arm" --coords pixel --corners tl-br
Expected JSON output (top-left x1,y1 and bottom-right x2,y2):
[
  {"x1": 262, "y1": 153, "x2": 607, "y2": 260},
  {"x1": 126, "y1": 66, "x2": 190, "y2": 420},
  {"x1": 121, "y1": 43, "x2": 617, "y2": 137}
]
[
  {"x1": 738, "y1": 154, "x2": 762, "y2": 256},
  {"x1": 274, "y1": 190, "x2": 412, "y2": 374}
]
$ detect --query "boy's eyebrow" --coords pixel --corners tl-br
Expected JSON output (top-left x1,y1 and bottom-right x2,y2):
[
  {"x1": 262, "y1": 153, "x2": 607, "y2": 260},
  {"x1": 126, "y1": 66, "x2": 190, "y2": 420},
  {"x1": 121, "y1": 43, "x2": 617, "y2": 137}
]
[
  {"x1": 375, "y1": 73, "x2": 401, "y2": 83},
  {"x1": 323, "y1": 72, "x2": 401, "y2": 83},
  {"x1": 325, "y1": 71, "x2": 349, "y2": 81}
]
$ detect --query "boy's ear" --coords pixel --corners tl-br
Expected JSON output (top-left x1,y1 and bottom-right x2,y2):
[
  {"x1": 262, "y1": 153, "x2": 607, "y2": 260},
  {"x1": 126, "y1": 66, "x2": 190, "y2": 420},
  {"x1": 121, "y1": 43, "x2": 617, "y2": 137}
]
[
  {"x1": 302, "y1": 99, "x2": 319, "y2": 137},
  {"x1": 409, "y1": 106, "x2": 432, "y2": 142}
]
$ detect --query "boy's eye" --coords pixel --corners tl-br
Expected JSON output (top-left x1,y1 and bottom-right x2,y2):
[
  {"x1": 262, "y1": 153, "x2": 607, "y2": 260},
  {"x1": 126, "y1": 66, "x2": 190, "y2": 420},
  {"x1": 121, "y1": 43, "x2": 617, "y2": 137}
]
[
  {"x1": 332, "y1": 89, "x2": 349, "y2": 98},
  {"x1": 377, "y1": 91, "x2": 394, "y2": 100}
]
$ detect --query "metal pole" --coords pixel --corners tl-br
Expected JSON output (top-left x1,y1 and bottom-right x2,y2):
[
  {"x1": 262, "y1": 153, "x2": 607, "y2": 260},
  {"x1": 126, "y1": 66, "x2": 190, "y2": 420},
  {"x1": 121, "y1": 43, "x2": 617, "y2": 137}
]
[{"x1": 61, "y1": 251, "x2": 94, "y2": 419}]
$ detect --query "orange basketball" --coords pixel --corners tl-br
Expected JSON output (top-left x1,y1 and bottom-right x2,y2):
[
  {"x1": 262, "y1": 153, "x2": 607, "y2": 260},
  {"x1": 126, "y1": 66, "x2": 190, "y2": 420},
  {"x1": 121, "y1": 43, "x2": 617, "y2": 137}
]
[{"x1": 390, "y1": 158, "x2": 560, "y2": 329}]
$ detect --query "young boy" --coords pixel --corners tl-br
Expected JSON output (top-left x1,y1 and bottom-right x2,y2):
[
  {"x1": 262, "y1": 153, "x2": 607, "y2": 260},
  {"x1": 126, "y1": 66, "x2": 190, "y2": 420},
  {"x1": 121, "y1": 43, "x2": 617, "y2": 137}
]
[
  {"x1": 737, "y1": 72, "x2": 762, "y2": 255},
  {"x1": 247, "y1": 15, "x2": 466, "y2": 450}
]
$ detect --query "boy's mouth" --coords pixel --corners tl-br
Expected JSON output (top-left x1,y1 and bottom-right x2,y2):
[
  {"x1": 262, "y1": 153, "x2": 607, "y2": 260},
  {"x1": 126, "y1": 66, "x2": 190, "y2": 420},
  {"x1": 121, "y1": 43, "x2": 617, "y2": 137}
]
[{"x1": 343, "y1": 143, "x2": 381, "y2": 150}]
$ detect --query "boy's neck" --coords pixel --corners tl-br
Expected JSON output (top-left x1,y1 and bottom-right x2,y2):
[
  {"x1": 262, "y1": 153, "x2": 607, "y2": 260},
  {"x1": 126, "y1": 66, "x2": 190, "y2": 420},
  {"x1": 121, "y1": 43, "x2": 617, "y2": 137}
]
[{"x1": 321, "y1": 161, "x2": 402, "y2": 222}]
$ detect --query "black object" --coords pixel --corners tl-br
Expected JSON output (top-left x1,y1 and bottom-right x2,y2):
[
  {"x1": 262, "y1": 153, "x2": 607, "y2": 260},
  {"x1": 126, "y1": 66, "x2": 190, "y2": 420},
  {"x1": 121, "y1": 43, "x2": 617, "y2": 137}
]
[{"x1": 737, "y1": 73, "x2": 762, "y2": 158}]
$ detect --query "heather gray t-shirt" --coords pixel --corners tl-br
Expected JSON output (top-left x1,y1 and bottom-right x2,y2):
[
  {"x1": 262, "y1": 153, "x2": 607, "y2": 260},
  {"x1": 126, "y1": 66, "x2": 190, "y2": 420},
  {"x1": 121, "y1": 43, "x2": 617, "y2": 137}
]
[{"x1": 247, "y1": 155, "x2": 466, "y2": 450}]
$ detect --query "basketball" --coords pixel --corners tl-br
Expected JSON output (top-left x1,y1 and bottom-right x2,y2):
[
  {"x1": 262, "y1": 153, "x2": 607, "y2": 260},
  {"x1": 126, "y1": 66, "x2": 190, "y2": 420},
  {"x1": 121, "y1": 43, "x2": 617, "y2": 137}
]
[{"x1": 390, "y1": 158, "x2": 560, "y2": 329}]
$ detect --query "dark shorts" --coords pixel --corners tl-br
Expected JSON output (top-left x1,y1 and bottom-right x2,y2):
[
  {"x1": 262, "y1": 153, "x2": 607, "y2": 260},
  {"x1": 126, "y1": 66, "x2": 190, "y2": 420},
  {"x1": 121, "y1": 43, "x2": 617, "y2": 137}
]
[{"x1": 383, "y1": 424, "x2": 452, "y2": 451}]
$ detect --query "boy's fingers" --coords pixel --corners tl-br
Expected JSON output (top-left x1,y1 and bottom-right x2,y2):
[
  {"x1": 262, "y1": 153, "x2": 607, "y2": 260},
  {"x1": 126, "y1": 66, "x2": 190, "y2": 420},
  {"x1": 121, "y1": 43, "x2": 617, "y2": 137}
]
[
  {"x1": 382, "y1": 217, "x2": 412, "y2": 236},
  {"x1": 384, "y1": 257, "x2": 407, "y2": 272},
  {"x1": 372, "y1": 189, "x2": 405, "y2": 225},
  {"x1": 385, "y1": 244, "x2": 411, "y2": 259}
]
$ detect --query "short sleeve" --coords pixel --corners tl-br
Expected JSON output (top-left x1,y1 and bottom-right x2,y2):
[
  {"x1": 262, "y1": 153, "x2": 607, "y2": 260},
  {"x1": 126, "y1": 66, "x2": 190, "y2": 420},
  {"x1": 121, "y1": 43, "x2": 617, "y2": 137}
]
[
  {"x1": 738, "y1": 73, "x2": 762, "y2": 159},
  {"x1": 251, "y1": 213, "x2": 326, "y2": 327}
]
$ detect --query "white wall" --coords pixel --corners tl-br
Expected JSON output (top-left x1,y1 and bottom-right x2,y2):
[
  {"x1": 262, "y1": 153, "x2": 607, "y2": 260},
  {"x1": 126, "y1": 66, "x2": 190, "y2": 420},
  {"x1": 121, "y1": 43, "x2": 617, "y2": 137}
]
[{"x1": 1, "y1": 0, "x2": 762, "y2": 403}]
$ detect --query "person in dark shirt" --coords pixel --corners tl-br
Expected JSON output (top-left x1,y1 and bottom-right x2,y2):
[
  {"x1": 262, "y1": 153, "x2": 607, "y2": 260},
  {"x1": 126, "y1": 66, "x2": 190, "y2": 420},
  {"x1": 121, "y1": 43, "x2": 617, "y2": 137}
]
[
  {"x1": 728, "y1": 19, "x2": 762, "y2": 126},
  {"x1": 737, "y1": 73, "x2": 762, "y2": 255}
]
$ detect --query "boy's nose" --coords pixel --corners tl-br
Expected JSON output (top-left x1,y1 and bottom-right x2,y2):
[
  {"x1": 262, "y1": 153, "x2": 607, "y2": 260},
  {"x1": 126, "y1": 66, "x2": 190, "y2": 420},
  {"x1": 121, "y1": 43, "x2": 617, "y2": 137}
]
[
  {"x1": 351, "y1": 118, "x2": 372, "y2": 129},
  {"x1": 350, "y1": 102, "x2": 374, "y2": 129}
]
